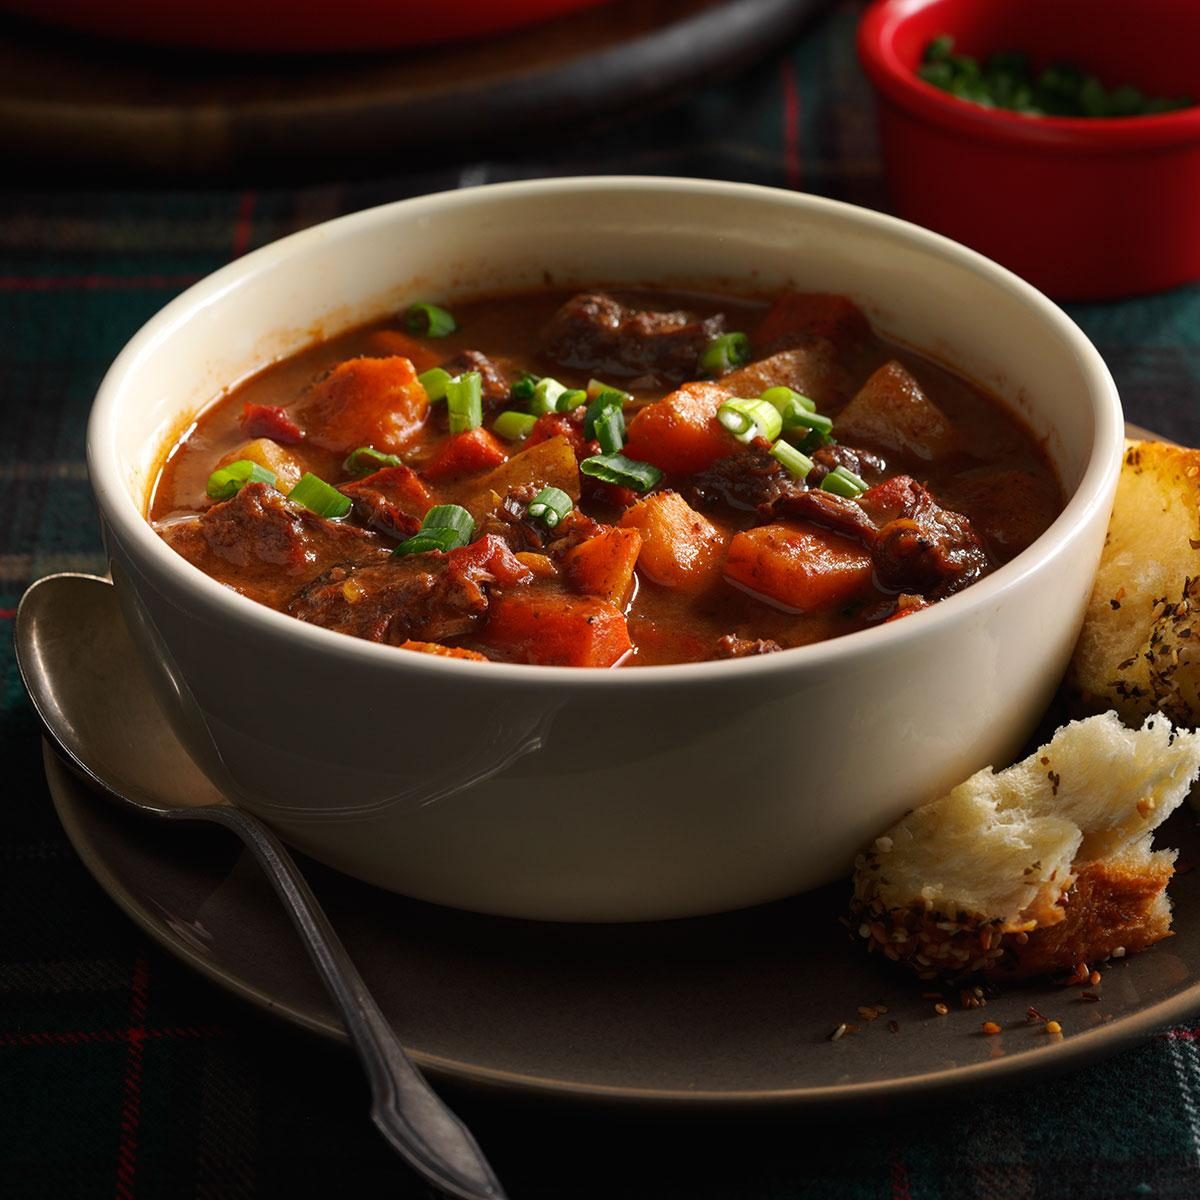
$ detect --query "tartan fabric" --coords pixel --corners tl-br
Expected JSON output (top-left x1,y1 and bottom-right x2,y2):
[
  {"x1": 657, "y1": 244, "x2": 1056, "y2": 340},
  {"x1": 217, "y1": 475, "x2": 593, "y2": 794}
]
[{"x1": 3, "y1": 1, "x2": 1200, "y2": 1195}]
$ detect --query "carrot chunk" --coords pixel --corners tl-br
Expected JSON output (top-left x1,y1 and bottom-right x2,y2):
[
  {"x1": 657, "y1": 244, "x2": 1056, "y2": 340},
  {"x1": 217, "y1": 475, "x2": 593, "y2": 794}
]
[
  {"x1": 724, "y1": 523, "x2": 873, "y2": 612},
  {"x1": 753, "y1": 291, "x2": 869, "y2": 353},
  {"x1": 564, "y1": 526, "x2": 643, "y2": 606},
  {"x1": 295, "y1": 356, "x2": 428, "y2": 454},
  {"x1": 398, "y1": 640, "x2": 489, "y2": 661},
  {"x1": 619, "y1": 491, "x2": 724, "y2": 592},
  {"x1": 423, "y1": 428, "x2": 509, "y2": 481},
  {"x1": 622, "y1": 382, "x2": 732, "y2": 475},
  {"x1": 364, "y1": 329, "x2": 443, "y2": 372},
  {"x1": 483, "y1": 592, "x2": 632, "y2": 667}
]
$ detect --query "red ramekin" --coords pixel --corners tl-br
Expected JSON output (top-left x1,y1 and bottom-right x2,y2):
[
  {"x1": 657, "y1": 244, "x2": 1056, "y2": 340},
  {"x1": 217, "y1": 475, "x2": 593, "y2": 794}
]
[{"x1": 858, "y1": 0, "x2": 1200, "y2": 300}]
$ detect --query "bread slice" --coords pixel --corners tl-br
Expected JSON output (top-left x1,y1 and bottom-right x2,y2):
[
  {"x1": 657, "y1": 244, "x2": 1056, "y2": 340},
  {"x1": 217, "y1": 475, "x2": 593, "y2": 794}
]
[
  {"x1": 851, "y1": 712, "x2": 1200, "y2": 980},
  {"x1": 1068, "y1": 441, "x2": 1200, "y2": 727}
]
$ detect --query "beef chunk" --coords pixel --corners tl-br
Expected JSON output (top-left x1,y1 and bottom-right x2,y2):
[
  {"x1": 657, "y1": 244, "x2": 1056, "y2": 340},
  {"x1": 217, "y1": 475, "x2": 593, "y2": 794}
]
[
  {"x1": 807, "y1": 444, "x2": 889, "y2": 487},
  {"x1": 474, "y1": 485, "x2": 547, "y2": 554},
  {"x1": 766, "y1": 487, "x2": 878, "y2": 543},
  {"x1": 159, "y1": 482, "x2": 385, "y2": 608},
  {"x1": 541, "y1": 292, "x2": 724, "y2": 383},
  {"x1": 440, "y1": 350, "x2": 512, "y2": 412},
  {"x1": 687, "y1": 443, "x2": 803, "y2": 513},
  {"x1": 715, "y1": 634, "x2": 783, "y2": 658},
  {"x1": 338, "y1": 465, "x2": 432, "y2": 540},
  {"x1": 287, "y1": 534, "x2": 532, "y2": 645}
]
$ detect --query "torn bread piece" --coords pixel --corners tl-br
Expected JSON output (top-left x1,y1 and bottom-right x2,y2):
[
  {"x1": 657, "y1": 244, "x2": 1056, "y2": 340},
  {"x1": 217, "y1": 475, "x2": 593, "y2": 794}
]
[
  {"x1": 852, "y1": 712, "x2": 1200, "y2": 980},
  {"x1": 1069, "y1": 440, "x2": 1200, "y2": 727}
]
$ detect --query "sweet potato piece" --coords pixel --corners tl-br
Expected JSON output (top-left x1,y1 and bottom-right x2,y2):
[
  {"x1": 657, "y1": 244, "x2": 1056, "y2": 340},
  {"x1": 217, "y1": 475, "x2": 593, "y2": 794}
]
[
  {"x1": 619, "y1": 491, "x2": 724, "y2": 592},
  {"x1": 622, "y1": 382, "x2": 732, "y2": 475},
  {"x1": 724, "y1": 523, "x2": 873, "y2": 612},
  {"x1": 364, "y1": 329, "x2": 443, "y2": 372},
  {"x1": 295, "y1": 356, "x2": 429, "y2": 454},
  {"x1": 483, "y1": 592, "x2": 632, "y2": 667},
  {"x1": 835, "y1": 361, "x2": 957, "y2": 462},
  {"x1": 398, "y1": 640, "x2": 489, "y2": 662},
  {"x1": 216, "y1": 437, "x2": 303, "y2": 494},
  {"x1": 753, "y1": 291, "x2": 869, "y2": 353},
  {"x1": 423, "y1": 428, "x2": 509, "y2": 481},
  {"x1": 564, "y1": 527, "x2": 642, "y2": 606}
]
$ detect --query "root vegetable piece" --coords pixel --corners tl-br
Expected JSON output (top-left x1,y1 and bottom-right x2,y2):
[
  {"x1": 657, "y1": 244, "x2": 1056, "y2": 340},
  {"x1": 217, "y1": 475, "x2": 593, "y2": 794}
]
[
  {"x1": 852, "y1": 712, "x2": 1200, "y2": 980},
  {"x1": 483, "y1": 592, "x2": 632, "y2": 667},
  {"x1": 752, "y1": 291, "x2": 869, "y2": 353},
  {"x1": 216, "y1": 437, "x2": 303, "y2": 494},
  {"x1": 423, "y1": 428, "x2": 509, "y2": 481},
  {"x1": 622, "y1": 382, "x2": 732, "y2": 475},
  {"x1": 466, "y1": 435, "x2": 581, "y2": 526},
  {"x1": 619, "y1": 491, "x2": 724, "y2": 591},
  {"x1": 398, "y1": 640, "x2": 489, "y2": 662},
  {"x1": 363, "y1": 329, "x2": 443, "y2": 371},
  {"x1": 1069, "y1": 440, "x2": 1200, "y2": 728},
  {"x1": 295, "y1": 356, "x2": 429, "y2": 454},
  {"x1": 835, "y1": 361, "x2": 957, "y2": 462},
  {"x1": 563, "y1": 527, "x2": 642, "y2": 606},
  {"x1": 724, "y1": 523, "x2": 873, "y2": 612}
]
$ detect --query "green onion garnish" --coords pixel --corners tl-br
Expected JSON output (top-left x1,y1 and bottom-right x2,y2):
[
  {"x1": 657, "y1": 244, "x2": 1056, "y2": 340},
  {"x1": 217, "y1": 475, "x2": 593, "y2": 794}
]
[
  {"x1": 698, "y1": 332, "x2": 750, "y2": 377},
  {"x1": 717, "y1": 398, "x2": 783, "y2": 445},
  {"x1": 404, "y1": 302, "x2": 457, "y2": 338},
  {"x1": 206, "y1": 460, "x2": 276, "y2": 501},
  {"x1": 526, "y1": 486, "x2": 574, "y2": 529},
  {"x1": 342, "y1": 446, "x2": 402, "y2": 477},
  {"x1": 446, "y1": 371, "x2": 483, "y2": 433},
  {"x1": 820, "y1": 465, "x2": 868, "y2": 499},
  {"x1": 510, "y1": 373, "x2": 539, "y2": 403},
  {"x1": 417, "y1": 367, "x2": 452, "y2": 402},
  {"x1": 761, "y1": 386, "x2": 817, "y2": 424},
  {"x1": 556, "y1": 388, "x2": 588, "y2": 413},
  {"x1": 785, "y1": 408, "x2": 834, "y2": 439},
  {"x1": 592, "y1": 402, "x2": 626, "y2": 455},
  {"x1": 394, "y1": 503, "x2": 476, "y2": 556},
  {"x1": 288, "y1": 472, "x2": 352, "y2": 519},
  {"x1": 530, "y1": 377, "x2": 566, "y2": 415},
  {"x1": 583, "y1": 390, "x2": 627, "y2": 439},
  {"x1": 492, "y1": 410, "x2": 537, "y2": 441},
  {"x1": 770, "y1": 440, "x2": 814, "y2": 481},
  {"x1": 586, "y1": 378, "x2": 631, "y2": 403},
  {"x1": 579, "y1": 453, "x2": 662, "y2": 493}
]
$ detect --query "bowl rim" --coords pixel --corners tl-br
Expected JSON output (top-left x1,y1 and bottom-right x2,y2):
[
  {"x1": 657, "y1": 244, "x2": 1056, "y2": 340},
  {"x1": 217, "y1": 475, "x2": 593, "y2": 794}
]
[
  {"x1": 87, "y1": 175, "x2": 1124, "y2": 688},
  {"x1": 858, "y1": 0, "x2": 1200, "y2": 151}
]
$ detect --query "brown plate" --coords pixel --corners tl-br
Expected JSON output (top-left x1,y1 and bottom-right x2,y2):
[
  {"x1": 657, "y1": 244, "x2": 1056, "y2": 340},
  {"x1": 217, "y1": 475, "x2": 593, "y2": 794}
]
[{"x1": 44, "y1": 738, "x2": 1200, "y2": 1111}]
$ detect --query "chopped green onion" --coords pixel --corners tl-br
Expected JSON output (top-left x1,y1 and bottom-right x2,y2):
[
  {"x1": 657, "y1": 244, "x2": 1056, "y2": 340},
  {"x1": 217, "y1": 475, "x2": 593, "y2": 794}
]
[
  {"x1": 446, "y1": 371, "x2": 483, "y2": 433},
  {"x1": 342, "y1": 446, "x2": 402, "y2": 477},
  {"x1": 417, "y1": 367, "x2": 452, "y2": 402},
  {"x1": 510, "y1": 373, "x2": 539, "y2": 403},
  {"x1": 717, "y1": 398, "x2": 783, "y2": 445},
  {"x1": 583, "y1": 390, "x2": 627, "y2": 439},
  {"x1": 698, "y1": 332, "x2": 750, "y2": 377},
  {"x1": 493, "y1": 410, "x2": 538, "y2": 441},
  {"x1": 770, "y1": 440, "x2": 814, "y2": 481},
  {"x1": 785, "y1": 408, "x2": 834, "y2": 438},
  {"x1": 586, "y1": 378, "x2": 631, "y2": 403},
  {"x1": 404, "y1": 302, "x2": 457, "y2": 338},
  {"x1": 206, "y1": 460, "x2": 276, "y2": 501},
  {"x1": 820, "y1": 465, "x2": 868, "y2": 499},
  {"x1": 556, "y1": 388, "x2": 588, "y2": 413},
  {"x1": 530, "y1": 376, "x2": 567, "y2": 415},
  {"x1": 394, "y1": 503, "x2": 476, "y2": 556},
  {"x1": 592, "y1": 402, "x2": 626, "y2": 455},
  {"x1": 526, "y1": 486, "x2": 574, "y2": 529},
  {"x1": 761, "y1": 385, "x2": 817, "y2": 416},
  {"x1": 798, "y1": 429, "x2": 831, "y2": 454},
  {"x1": 579, "y1": 453, "x2": 662, "y2": 493},
  {"x1": 288, "y1": 472, "x2": 352, "y2": 519}
]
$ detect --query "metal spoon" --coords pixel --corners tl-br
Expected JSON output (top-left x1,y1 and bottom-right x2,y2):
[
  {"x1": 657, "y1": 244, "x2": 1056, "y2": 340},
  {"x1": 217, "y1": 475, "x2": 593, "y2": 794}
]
[{"x1": 14, "y1": 572, "x2": 507, "y2": 1200}]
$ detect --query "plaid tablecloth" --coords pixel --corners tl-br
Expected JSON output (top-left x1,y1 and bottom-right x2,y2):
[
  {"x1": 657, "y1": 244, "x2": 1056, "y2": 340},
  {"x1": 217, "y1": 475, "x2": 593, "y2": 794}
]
[{"x1": 5, "y1": 3, "x2": 1200, "y2": 1196}]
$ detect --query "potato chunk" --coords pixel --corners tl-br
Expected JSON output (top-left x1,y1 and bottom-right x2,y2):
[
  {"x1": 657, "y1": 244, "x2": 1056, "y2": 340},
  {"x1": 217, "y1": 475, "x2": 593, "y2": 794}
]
[
  {"x1": 619, "y1": 491, "x2": 724, "y2": 591},
  {"x1": 216, "y1": 437, "x2": 302, "y2": 494},
  {"x1": 835, "y1": 361, "x2": 957, "y2": 462}
]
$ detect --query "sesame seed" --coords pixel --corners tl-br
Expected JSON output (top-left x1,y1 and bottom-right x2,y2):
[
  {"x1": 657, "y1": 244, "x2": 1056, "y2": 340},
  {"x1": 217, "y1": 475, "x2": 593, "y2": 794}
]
[
  {"x1": 1044, "y1": 1020, "x2": 1062, "y2": 1035},
  {"x1": 1089, "y1": 970, "x2": 1102, "y2": 986},
  {"x1": 830, "y1": 1023, "x2": 848, "y2": 1041},
  {"x1": 934, "y1": 1003, "x2": 949, "y2": 1016},
  {"x1": 981, "y1": 1021, "x2": 1001, "y2": 1035}
]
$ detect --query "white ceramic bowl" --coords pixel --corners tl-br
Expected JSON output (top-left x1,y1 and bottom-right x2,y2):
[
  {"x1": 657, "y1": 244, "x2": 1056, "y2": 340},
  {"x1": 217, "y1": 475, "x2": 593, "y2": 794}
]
[{"x1": 88, "y1": 177, "x2": 1123, "y2": 921}]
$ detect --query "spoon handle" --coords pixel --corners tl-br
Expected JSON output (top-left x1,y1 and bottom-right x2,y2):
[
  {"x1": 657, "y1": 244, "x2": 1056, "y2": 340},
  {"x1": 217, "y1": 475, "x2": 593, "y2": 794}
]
[{"x1": 180, "y1": 804, "x2": 507, "y2": 1200}]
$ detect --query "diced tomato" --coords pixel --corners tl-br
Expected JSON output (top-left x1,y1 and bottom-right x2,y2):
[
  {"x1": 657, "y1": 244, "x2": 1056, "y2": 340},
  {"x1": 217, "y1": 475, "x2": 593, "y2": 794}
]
[
  {"x1": 398, "y1": 640, "x2": 489, "y2": 661},
  {"x1": 724, "y1": 523, "x2": 873, "y2": 612},
  {"x1": 526, "y1": 411, "x2": 590, "y2": 459},
  {"x1": 423, "y1": 428, "x2": 509, "y2": 481},
  {"x1": 338, "y1": 465, "x2": 433, "y2": 539},
  {"x1": 563, "y1": 526, "x2": 642, "y2": 606},
  {"x1": 582, "y1": 480, "x2": 639, "y2": 510},
  {"x1": 483, "y1": 592, "x2": 632, "y2": 667},
  {"x1": 240, "y1": 403, "x2": 303, "y2": 445},
  {"x1": 364, "y1": 329, "x2": 443, "y2": 372},
  {"x1": 295, "y1": 356, "x2": 428, "y2": 454},
  {"x1": 622, "y1": 382, "x2": 731, "y2": 475},
  {"x1": 619, "y1": 491, "x2": 724, "y2": 592},
  {"x1": 753, "y1": 292, "x2": 868, "y2": 353},
  {"x1": 446, "y1": 535, "x2": 534, "y2": 590}
]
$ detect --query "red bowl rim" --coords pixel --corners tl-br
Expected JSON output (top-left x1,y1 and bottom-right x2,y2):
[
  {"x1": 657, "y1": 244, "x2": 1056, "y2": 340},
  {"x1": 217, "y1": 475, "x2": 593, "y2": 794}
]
[{"x1": 858, "y1": 0, "x2": 1200, "y2": 151}]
